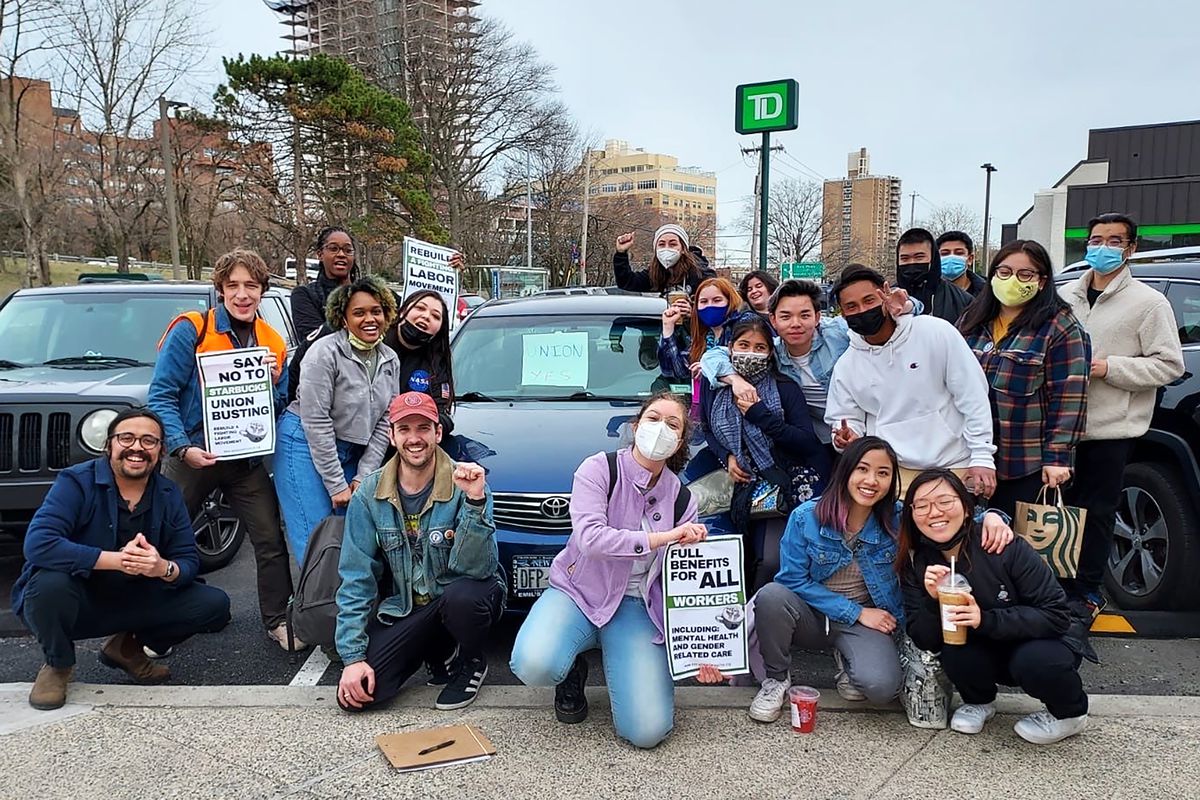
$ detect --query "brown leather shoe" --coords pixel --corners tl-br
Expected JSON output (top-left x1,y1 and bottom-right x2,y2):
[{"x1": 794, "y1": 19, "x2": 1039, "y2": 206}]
[
  {"x1": 29, "y1": 664, "x2": 73, "y2": 710},
  {"x1": 99, "y1": 633, "x2": 170, "y2": 684}
]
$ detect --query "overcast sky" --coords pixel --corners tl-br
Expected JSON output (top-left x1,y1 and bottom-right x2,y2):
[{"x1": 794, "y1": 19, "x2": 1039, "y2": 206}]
[{"x1": 207, "y1": 0, "x2": 1200, "y2": 264}]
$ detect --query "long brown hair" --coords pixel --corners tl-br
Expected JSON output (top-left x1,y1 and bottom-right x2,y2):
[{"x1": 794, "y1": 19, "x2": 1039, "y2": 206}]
[
  {"x1": 633, "y1": 391, "x2": 693, "y2": 475},
  {"x1": 648, "y1": 246, "x2": 702, "y2": 293},
  {"x1": 688, "y1": 277, "x2": 745, "y2": 363}
]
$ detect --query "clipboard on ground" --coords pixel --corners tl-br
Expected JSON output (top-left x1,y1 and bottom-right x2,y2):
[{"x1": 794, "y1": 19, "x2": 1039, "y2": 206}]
[{"x1": 376, "y1": 724, "x2": 496, "y2": 773}]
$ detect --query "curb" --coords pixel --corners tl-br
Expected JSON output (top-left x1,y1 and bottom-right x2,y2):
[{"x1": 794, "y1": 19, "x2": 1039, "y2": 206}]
[{"x1": 3, "y1": 683, "x2": 1200, "y2": 719}]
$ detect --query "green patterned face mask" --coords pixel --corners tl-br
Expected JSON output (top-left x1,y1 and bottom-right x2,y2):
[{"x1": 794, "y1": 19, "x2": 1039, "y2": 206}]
[{"x1": 348, "y1": 331, "x2": 381, "y2": 351}]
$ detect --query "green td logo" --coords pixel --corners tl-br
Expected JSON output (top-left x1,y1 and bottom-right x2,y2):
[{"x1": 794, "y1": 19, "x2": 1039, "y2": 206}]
[{"x1": 735, "y1": 79, "x2": 799, "y2": 134}]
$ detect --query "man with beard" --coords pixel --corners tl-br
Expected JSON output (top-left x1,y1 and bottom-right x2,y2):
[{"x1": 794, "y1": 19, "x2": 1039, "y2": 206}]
[
  {"x1": 12, "y1": 409, "x2": 231, "y2": 710},
  {"x1": 896, "y1": 227, "x2": 973, "y2": 323},
  {"x1": 335, "y1": 392, "x2": 505, "y2": 712}
]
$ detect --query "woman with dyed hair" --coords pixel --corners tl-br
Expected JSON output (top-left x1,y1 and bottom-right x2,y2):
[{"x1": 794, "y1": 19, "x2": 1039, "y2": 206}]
[{"x1": 660, "y1": 276, "x2": 748, "y2": 382}]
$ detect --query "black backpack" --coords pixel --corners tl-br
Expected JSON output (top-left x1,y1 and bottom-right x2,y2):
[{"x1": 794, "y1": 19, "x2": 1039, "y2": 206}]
[
  {"x1": 286, "y1": 323, "x2": 334, "y2": 404},
  {"x1": 286, "y1": 515, "x2": 346, "y2": 654},
  {"x1": 604, "y1": 450, "x2": 691, "y2": 525}
]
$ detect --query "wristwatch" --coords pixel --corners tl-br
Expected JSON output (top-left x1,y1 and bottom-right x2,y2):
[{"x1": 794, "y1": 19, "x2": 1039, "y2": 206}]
[
  {"x1": 163, "y1": 560, "x2": 176, "y2": 580},
  {"x1": 175, "y1": 446, "x2": 192, "y2": 460}
]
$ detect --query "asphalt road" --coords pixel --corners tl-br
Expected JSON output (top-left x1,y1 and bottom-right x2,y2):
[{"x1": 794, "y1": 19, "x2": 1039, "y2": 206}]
[{"x1": 2, "y1": 539, "x2": 1199, "y2": 694}]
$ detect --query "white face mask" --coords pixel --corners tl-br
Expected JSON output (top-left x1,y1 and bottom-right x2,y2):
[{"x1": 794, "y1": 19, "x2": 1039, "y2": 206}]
[
  {"x1": 656, "y1": 248, "x2": 681, "y2": 269},
  {"x1": 634, "y1": 419, "x2": 680, "y2": 462}
]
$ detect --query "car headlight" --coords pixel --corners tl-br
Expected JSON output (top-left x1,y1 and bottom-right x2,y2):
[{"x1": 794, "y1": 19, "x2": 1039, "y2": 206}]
[
  {"x1": 80, "y1": 408, "x2": 119, "y2": 453},
  {"x1": 687, "y1": 468, "x2": 734, "y2": 517}
]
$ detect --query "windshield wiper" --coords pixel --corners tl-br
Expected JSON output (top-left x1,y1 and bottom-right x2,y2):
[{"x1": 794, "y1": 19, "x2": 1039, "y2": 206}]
[
  {"x1": 458, "y1": 391, "x2": 498, "y2": 402},
  {"x1": 43, "y1": 355, "x2": 150, "y2": 367},
  {"x1": 542, "y1": 391, "x2": 634, "y2": 402},
  {"x1": 0, "y1": 359, "x2": 30, "y2": 369}
]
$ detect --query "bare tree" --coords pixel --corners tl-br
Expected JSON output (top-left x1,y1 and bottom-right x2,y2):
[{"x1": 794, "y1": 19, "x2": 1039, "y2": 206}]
[
  {"x1": 56, "y1": 0, "x2": 205, "y2": 272},
  {"x1": 915, "y1": 202, "x2": 984, "y2": 251},
  {"x1": 0, "y1": 0, "x2": 67, "y2": 286},
  {"x1": 737, "y1": 176, "x2": 828, "y2": 265}
]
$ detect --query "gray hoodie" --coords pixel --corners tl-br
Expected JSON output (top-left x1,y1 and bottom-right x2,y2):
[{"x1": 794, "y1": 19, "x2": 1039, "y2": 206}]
[{"x1": 290, "y1": 330, "x2": 400, "y2": 495}]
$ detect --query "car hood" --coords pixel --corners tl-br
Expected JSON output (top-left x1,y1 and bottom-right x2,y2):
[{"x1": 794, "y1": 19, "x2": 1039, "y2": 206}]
[
  {"x1": 449, "y1": 401, "x2": 640, "y2": 493},
  {"x1": 0, "y1": 365, "x2": 152, "y2": 403}
]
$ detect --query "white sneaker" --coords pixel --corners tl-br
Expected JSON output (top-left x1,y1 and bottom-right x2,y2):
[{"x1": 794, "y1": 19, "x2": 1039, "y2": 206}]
[
  {"x1": 950, "y1": 702, "x2": 996, "y2": 734},
  {"x1": 142, "y1": 645, "x2": 173, "y2": 659},
  {"x1": 833, "y1": 651, "x2": 866, "y2": 701},
  {"x1": 267, "y1": 623, "x2": 307, "y2": 652},
  {"x1": 1014, "y1": 710, "x2": 1088, "y2": 745},
  {"x1": 748, "y1": 677, "x2": 791, "y2": 723}
]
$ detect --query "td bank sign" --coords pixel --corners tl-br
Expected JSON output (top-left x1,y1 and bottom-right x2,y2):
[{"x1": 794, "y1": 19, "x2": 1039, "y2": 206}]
[{"x1": 735, "y1": 79, "x2": 799, "y2": 134}]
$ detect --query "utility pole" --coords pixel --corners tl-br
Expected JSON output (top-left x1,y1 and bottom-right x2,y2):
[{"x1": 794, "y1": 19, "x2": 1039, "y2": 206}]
[
  {"x1": 748, "y1": 169, "x2": 761, "y2": 270},
  {"x1": 293, "y1": 118, "x2": 306, "y2": 284},
  {"x1": 526, "y1": 151, "x2": 533, "y2": 271},
  {"x1": 909, "y1": 192, "x2": 918, "y2": 228},
  {"x1": 579, "y1": 149, "x2": 591, "y2": 286},
  {"x1": 981, "y1": 163, "x2": 997, "y2": 267},
  {"x1": 157, "y1": 96, "x2": 187, "y2": 280},
  {"x1": 740, "y1": 141, "x2": 784, "y2": 271}
]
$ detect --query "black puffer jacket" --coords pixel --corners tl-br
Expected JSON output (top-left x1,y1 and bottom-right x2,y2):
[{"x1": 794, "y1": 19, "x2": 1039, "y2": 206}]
[
  {"x1": 901, "y1": 528, "x2": 1071, "y2": 654},
  {"x1": 895, "y1": 249, "x2": 973, "y2": 324}
]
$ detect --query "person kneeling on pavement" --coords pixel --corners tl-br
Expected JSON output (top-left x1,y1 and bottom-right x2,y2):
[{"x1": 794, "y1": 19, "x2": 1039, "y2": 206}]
[
  {"x1": 335, "y1": 392, "x2": 505, "y2": 712},
  {"x1": 12, "y1": 408, "x2": 231, "y2": 710},
  {"x1": 898, "y1": 469, "x2": 1089, "y2": 745}
]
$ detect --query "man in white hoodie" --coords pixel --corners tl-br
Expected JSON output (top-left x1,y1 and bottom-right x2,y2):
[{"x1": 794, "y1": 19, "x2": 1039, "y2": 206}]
[{"x1": 825, "y1": 264, "x2": 997, "y2": 495}]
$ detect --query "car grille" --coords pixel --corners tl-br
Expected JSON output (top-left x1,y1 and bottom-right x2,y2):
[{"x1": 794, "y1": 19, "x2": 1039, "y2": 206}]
[
  {"x1": 492, "y1": 492, "x2": 573, "y2": 532},
  {"x1": 1, "y1": 410, "x2": 76, "y2": 474}
]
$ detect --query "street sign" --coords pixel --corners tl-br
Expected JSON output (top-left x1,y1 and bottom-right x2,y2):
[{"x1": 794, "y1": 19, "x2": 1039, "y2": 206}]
[
  {"x1": 780, "y1": 262, "x2": 824, "y2": 280},
  {"x1": 734, "y1": 79, "x2": 799, "y2": 135}
]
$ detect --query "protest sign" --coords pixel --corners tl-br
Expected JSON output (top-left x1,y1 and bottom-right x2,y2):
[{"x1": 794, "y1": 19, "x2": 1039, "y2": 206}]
[
  {"x1": 662, "y1": 535, "x2": 749, "y2": 680},
  {"x1": 402, "y1": 236, "x2": 458, "y2": 315},
  {"x1": 196, "y1": 347, "x2": 276, "y2": 460},
  {"x1": 521, "y1": 332, "x2": 589, "y2": 387}
]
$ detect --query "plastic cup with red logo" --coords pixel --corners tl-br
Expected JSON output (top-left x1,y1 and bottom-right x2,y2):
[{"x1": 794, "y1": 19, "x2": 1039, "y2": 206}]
[{"x1": 788, "y1": 686, "x2": 821, "y2": 733}]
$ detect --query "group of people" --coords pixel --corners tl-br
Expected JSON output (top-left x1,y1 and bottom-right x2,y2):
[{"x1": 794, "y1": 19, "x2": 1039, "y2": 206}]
[{"x1": 12, "y1": 212, "x2": 1184, "y2": 753}]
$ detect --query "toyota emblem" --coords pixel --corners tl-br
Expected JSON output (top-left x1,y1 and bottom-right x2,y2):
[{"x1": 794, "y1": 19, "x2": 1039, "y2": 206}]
[{"x1": 541, "y1": 496, "x2": 570, "y2": 518}]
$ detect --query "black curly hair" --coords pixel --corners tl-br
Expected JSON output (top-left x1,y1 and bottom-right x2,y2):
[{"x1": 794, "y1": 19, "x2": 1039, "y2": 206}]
[{"x1": 324, "y1": 276, "x2": 398, "y2": 331}]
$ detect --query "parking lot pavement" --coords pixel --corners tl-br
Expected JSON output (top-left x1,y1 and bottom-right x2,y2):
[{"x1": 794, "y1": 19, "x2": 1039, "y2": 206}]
[
  {"x1": 2, "y1": 542, "x2": 1199, "y2": 694},
  {"x1": 2, "y1": 685, "x2": 1199, "y2": 800}
]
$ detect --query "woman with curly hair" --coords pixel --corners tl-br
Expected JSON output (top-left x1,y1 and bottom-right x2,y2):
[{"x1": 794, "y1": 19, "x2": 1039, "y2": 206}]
[{"x1": 274, "y1": 276, "x2": 401, "y2": 564}]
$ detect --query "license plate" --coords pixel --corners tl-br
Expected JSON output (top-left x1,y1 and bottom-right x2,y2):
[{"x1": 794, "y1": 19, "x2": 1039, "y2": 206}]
[{"x1": 512, "y1": 554, "x2": 553, "y2": 599}]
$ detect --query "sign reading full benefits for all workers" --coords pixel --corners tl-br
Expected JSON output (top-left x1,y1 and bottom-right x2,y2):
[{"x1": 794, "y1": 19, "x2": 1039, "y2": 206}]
[
  {"x1": 662, "y1": 535, "x2": 749, "y2": 680},
  {"x1": 197, "y1": 347, "x2": 276, "y2": 460},
  {"x1": 402, "y1": 236, "x2": 458, "y2": 315}
]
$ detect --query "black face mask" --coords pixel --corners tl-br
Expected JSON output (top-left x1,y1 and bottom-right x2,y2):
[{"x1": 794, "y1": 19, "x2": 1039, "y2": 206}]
[
  {"x1": 931, "y1": 525, "x2": 970, "y2": 552},
  {"x1": 400, "y1": 320, "x2": 435, "y2": 347},
  {"x1": 844, "y1": 305, "x2": 887, "y2": 337},
  {"x1": 897, "y1": 263, "x2": 931, "y2": 291}
]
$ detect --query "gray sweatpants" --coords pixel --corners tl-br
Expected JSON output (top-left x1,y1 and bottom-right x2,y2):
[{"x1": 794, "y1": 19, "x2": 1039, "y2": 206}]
[{"x1": 754, "y1": 581, "x2": 902, "y2": 705}]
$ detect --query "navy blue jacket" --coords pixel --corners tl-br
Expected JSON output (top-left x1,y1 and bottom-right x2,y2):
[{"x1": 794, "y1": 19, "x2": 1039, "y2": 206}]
[{"x1": 11, "y1": 458, "x2": 200, "y2": 618}]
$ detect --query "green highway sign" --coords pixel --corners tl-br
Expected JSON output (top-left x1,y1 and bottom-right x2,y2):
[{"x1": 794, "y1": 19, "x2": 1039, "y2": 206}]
[
  {"x1": 780, "y1": 262, "x2": 823, "y2": 280},
  {"x1": 735, "y1": 79, "x2": 799, "y2": 134}
]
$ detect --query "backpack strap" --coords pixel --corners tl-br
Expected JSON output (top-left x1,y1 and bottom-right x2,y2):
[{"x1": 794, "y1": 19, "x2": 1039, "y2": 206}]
[
  {"x1": 673, "y1": 484, "x2": 692, "y2": 527},
  {"x1": 605, "y1": 450, "x2": 619, "y2": 502}
]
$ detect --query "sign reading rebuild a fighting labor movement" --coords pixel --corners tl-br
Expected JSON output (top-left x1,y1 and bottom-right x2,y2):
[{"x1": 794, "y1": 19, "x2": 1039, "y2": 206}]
[
  {"x1": 402, "y1": 236, "x2": 458, "y2": 316},
  {"x1": 196, "y1": 347, "x2": 276, "y2": 460},
  {"x1": 662, "y1": 535, "x2": 749, "y2": 680}
]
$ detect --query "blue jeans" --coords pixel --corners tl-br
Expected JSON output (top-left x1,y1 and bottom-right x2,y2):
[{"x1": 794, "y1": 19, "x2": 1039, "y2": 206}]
[
  {"x1": 509, "y1": 587, "x2": 674, "y2": 749},
  {"x1": 273, "y1": 411, "x2": 363, "y2": 566}
]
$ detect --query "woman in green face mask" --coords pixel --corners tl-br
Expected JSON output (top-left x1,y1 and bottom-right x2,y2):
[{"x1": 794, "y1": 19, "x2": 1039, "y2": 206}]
[{"x1": 956, "y1": 241, "x2": 1092, "y2": 518}]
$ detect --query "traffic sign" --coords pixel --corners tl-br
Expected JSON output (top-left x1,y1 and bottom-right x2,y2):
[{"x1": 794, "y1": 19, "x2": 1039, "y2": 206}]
[
  {"x1": 780, "y1": 262, "x2": 823, "y2": 280},
  {"x1": 734, "y1": 79, "x2": 799, "y2": 135}
]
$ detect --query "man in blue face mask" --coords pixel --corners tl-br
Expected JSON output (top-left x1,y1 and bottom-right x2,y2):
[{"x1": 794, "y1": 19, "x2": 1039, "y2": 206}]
[
  {"x1": 1058, "y1": 213, "x2": 1184, "y2": 618},
  {"x1": 936, "y1": 230, "x2": 986, "y2": 297}
]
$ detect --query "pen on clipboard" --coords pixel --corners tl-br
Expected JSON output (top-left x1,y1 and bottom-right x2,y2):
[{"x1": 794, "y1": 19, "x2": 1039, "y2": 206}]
[{"x1": 418, "y1": 739, "x2": 456, "y2": 756}]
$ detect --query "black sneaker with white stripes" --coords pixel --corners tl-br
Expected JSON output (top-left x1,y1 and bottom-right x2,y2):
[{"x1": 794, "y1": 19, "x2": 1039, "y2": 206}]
[
  {"x1": 435, "y1": 655, "x2": 488, "y2": 710},
  {"x1": 426, "y1": 646, "x2": 460, "y2": 687}
]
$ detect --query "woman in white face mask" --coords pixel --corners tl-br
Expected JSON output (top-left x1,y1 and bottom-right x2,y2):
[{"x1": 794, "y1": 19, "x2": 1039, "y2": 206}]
[
  {"x1": 510, "y1": 392, "x2": 725, "y2": 749},
  {"x1": 612, "y1": 224, "x2": 715, "y2": 310}
]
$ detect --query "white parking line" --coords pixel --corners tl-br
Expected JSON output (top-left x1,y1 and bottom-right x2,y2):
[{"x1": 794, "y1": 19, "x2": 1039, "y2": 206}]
[{"x1": 288, "y1": 648, "x2": 330, "y2": 687}]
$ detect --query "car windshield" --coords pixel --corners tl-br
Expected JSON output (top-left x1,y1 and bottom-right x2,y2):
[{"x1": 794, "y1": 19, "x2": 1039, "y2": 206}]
[
  {"x1": 452, "y1": 314, "x2": 672, "y2": 401},
  {"x1": 0, "y1": 292, "x2": 209, "y2": 367}
]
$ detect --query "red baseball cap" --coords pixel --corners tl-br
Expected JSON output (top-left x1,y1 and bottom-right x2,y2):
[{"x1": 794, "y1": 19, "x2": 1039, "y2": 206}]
[{"x1": 388, "y1": 392, "x2": 440, "y2": 425}]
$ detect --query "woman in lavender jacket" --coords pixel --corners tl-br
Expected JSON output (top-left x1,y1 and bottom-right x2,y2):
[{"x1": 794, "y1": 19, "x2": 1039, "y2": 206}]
[{"x1": 510, "y1": 392, "x2": 720, "y2": 749}]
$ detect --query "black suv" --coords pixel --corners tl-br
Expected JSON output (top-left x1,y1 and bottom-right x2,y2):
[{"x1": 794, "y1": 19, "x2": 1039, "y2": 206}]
[
  {"x1": 1059, "y1": 249, "x2": 1200, "y2": 610},
  {"x1": 0, "y1": 279, "x2": 296, "y2": 571}
]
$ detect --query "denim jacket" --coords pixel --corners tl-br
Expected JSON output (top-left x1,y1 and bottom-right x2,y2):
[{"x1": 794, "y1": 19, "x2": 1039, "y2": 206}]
[
  {"x1": 335, "y1": 448, "x2": 502, "y2": 665},
  {"x1": 774, "y1": 499, "x2": 905, "y2": 626}
]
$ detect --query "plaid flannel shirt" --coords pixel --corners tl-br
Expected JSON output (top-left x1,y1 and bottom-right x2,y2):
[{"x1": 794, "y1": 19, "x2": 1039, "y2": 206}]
[{"x1": 963, "y1": 309, "x2": 1091, "y2": 480}]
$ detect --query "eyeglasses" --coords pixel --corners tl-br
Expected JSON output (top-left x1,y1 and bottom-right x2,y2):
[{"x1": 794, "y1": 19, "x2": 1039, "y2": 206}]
[
  {"x1": 323, "y1": 244, "x2": 355, "y2": 256},
  {"x1": 1086, "y1": 236, "x2": 1129, "y2": 248},
  {"x1": 110, "y1": 433, "x2": 162, "y2": 449},
  {"x1": 911, "y1": 496, "x2": 961, "y2": 515},
  {"x1": 994, "y1": 266, "x2": 1040, "y2": 282}
]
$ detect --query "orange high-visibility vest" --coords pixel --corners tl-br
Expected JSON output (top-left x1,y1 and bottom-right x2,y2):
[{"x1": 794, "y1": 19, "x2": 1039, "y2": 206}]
[{"x1": 159, "y1": 309, "x2": 287, "y2": 381}]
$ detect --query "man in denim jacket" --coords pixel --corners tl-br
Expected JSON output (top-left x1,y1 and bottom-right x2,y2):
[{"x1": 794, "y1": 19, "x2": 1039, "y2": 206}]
[{"x1": 335, "y1": 392, "x2": 504, "y2": 712}]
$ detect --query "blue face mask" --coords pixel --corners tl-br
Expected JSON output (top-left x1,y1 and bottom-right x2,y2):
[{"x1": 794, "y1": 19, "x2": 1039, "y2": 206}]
[
  {"x1": 1085, "y1": 245, "x2": 1126, "y2": 275},
  {"x1": 941, "y1": 255, "x2": 968, "y2": 280},
  {"x1": 697, "y1": 304, "x2": 729, "y2": 328}
]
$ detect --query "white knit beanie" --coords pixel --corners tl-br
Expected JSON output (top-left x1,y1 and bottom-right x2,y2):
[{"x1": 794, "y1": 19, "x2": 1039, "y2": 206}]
[{"x1": 652, "y1": 223, "x2": 689, "y2": 249}]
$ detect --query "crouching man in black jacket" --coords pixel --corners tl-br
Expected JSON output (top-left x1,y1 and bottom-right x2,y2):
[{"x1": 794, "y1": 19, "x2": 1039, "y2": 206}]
[{"x1": 897, "y1": 469, "x2": 1089, "y2": 746}]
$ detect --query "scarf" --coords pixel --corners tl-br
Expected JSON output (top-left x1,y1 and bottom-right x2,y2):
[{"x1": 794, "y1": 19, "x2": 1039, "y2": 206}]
[{"x1": 709, "y1": 370, "x2": 782, "y2": 473}]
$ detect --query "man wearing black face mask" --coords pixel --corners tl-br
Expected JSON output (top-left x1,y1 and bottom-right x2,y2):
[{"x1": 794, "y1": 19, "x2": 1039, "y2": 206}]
[
  {"x1": 824, "y1": 265, "x2": 996, "y2": 496},
  {"x1": 896, "y1": 228, "x2": 972, "y2": 324}
]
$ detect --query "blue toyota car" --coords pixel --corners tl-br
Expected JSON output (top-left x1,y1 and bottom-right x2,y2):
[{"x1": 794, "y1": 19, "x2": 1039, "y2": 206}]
[{"x1": 448, "y1": 292, "x2": 734, "y2": 610}]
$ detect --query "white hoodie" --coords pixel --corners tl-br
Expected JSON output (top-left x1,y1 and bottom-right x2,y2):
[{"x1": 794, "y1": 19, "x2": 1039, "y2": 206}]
[{"x1": 824, "y1": 314, "x2": 995, "y2": 470}]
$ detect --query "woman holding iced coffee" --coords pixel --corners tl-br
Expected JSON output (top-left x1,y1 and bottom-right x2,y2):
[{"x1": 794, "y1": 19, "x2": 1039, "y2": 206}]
[{"x1": 897, "y1": 469, "x2": 1089, "y2": 745}]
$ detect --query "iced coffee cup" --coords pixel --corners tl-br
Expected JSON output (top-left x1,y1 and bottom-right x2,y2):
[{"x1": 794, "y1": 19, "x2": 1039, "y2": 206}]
[{"x1": 938, "y1": 573, "x2": 972, "y2": 646}]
